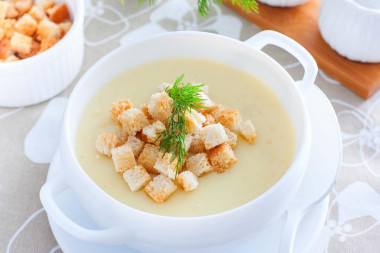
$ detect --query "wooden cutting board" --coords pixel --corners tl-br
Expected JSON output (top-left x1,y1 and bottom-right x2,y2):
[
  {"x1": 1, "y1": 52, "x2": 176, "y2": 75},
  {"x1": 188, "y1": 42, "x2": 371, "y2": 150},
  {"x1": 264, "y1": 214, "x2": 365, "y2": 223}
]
[{"x1": 225, "y1": 0, "x2": 380, "y2": 99}]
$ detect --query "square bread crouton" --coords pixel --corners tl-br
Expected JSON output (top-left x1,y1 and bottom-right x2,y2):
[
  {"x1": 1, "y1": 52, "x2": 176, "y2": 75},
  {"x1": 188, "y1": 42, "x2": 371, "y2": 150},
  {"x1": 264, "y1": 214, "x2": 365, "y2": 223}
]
[
  {"x1": 154, "y1": 151, "x2": 178, "y2": 180},
  {"x1": 126, "y1": 136, "x2": 144, "y2": 158},
  {"x1": 177, "y1": 171, "x2": 198, "y2": 192},
  {"x1": 0, "y1": 38, "x2": 11, "y2": 59},
  {"x1": 29, "y1": 6, "x2": 46, "y2": 21},
  {"x1": 0, "y1": 27, "x2": 4, "y2": 41},
  {"x1": 6, "y1": 3, "x2": 18, "y2": 19},
  {"x1": 202, "y1": 113, "x2": 216, "y2": 127},
  {"x1": 47, "y1": 4, "x2": 70, "y2": 24},
  {"x1": 35, "y1": 0, "x2": 55, "y2": 11},
  {"x1": 188, "y1": 132, "x2": 206, "y2": 153},
  {"x1": 139, "y1": 103, "x2": 153, "y2": 122},
  {"x1": 118, "y1": 108, "x2": 149, "y2": 136},
  {"x1": 147, "y1": 91, "x2": 173, "y2": 122},
  {"x1": 15, "y1": 14, "x2": 38, "y2": 36},
  {"x1": 0, "y1": 19, "x2": 16, "y2": 39},
  {"x1": 37, "y1": 18, "x2": 61, "y2": 41},
  {"x1": 0, "y1": 1, "x2": 9, "y2": 20},
  {"x1": 18, "y1": 39, "x2": 40, "y2": 58},
  {"x1": 111, "y1": 144, "x2": 136, "y2": 173},
  {"x1": 59, "y1": 21, "x2": 71, "y2": 36},
  {"x1": 123, "y1": 165, "x2": 151, "y2": 192},
  {"x1": 219, "y1": 109, "x2": 242, "y2": 132},
  {"x1": 138, "y1": 144, "x2": 160, "y2": 174},
  {"x1": 110, "y1": 99, "x2": 134, "y2": 125},
  {"x1": 10, "y1": 32, "x2": 32, "y2": 55},
  {"x1": 145, "y1": 174, "x2": 177, "y2": 203},
  {"x1": 14, "y1": 0, "x2": 33, "y2": 15},
  {"x1": 208, "y1": 143, "x2": 237, "y2": 173},
  {"x1": 224, "y1": 127, "x2": 237, "y2": 149},
  {"x1": 200, "y1": 123, "x2": 228, "y2": 150},
  {"x1": 239, "y1": 120, "x2": 257, "y2": 144},
  {"x1": 184, "y1": 153, "x2": 213, "y2": 176},
  {"x1": 205, "y1": 104, "x2": 227, "y2": 122},
  {"x1": 142, "y1": 120, "x2": 165, "y2": 145},
  {"x1": 5, "y1": 54, "x2": 19, "y2": 62},
  {"x1": 95, "y1": 133, "x2": 121, "y2": 157},
  {"x1": 185, "y1": 110, "x2": 206, "y2": 134}
]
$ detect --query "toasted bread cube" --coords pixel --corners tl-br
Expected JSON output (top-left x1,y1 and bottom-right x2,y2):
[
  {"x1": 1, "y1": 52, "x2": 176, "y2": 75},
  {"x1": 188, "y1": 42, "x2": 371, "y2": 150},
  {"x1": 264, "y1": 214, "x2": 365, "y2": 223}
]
[
  {"x1": 188, "y1": 132, "x2": 206, "y2": 153},
  {"x1": 15, "y1": 14, "x2": 38, "y2": 36},
  {"x1": 219, "y1": 109, "x2": 242, "y2": 132},
  {"x1": 156, "y1": 82, "x2": 172, "y2": 92},
  {"x1": 139, "y1": 103, "x2": 152, "y2": 121},
  {"x1": 154, "y1": 151, "x2": 178, "y2": 180},
  {"x1": 185, "y1": 110, "x2": 206, "y2": 134},
  {"x1": 208, "y1": 143, "x2": 237, "y2": 173},
  {"x1": 126, "y1": 136, "x2": 144, "y2": 158},
  {"x1": 5, "y1": 54, "x2": 19, "y2": 62},
  {"x1": 14, "y1": 0, "x2": 33, "y2": 15},
  {"x1": 118, "y1": 108, "x2": 149, "y2": 136},
  {"x1": 177, "y1": 171, "x2": 198, "y2": 192},
  {"x1": 10, "y1": 32, "x2": 32, "y2": 55},
  {"x1": 35, "y1": 0, "x2": 55, "y2": 11},
  {"x1": 0, "y1": 27, "x2": 4, "y2": 41},
  {"x1": 138, "y1": 144, "x2": 160, "y2": 174},
  {"x1": 111, "y1": 144, "x2": 136, "y2": 173},
  {"x1": 145, "y1": 174, "x2": 177, "y2": 203},
  {"x1": 147, "y1": 91, "x2": 173, "y2": 122},
  {"x1": 6, "y1": 3, "x2": 18, "y2": 19},
  {"x1": 0, "y1": 38, "x2": 11, "y2": 59},
  {"x1": 29, "y1": 6, "x2": 45, "y2": 21},
  {"x1": 95, "y1": 133, "x2": 121, "y2": 157},
  {"x1": 202, "y1": 113, "x2": 216, "y2": 127},
  {"x1": 142, "y1": 120, "x2": 166, "y2": 145},
  {"x1": 110, "y1": 99, "x2": 134, "y2": 124},
  {"x1": 198, "y1": 92, "x2": 214, "y2": 110},
  {"x1": 239, "y1": 120, "x2": 257, "y2": 144},
  {"x1": 37, "y1": 18, "x2": 61, "y2": 41},
  {"x1": 0, "y1": 19, "x2": 16, "y2": 39},
  {"x1": 59, "y1": 20, "x2": 71, "y2": 36},
  {"x1": 205, "y1": 104, "x2": 227, "y2": 121},
  {"x1": 18, "y1": 39, "x2": 40, "y2": 58},
  {"x1": 47, "y1": 4, "x2": 70, "y2": 24},
  {"x1": 184, "y1": 134, "x2": 192, "y2": 152},
  {"x1": 224, "y1": 127, "x2": 237, "y2": 149},
  {"x1": 39, "y1": 36, "x2": 57, "y2": 52},
  {"x1": 123, "y1": 165, "x2": 151, "y2": 192},
  {"x1": 112, "y1": 125, "x2": 128, "y2": 143},
  {"x1": 200, "y1": 123, "x2": 228, "y2": 150},
  {"x1": 0, "y1": 2, "x2": 9, "y2": 20},
  {"x1": 184, "y1": 153, "x2": 213, "y2": 176}
]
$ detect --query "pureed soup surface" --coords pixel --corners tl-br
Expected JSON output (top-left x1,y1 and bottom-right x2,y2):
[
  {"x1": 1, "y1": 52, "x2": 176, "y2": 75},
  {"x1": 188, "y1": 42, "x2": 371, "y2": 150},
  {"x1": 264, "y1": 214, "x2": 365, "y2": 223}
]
[{"x1": 76, "y1": 58, "x2": 295, "y2": 217}]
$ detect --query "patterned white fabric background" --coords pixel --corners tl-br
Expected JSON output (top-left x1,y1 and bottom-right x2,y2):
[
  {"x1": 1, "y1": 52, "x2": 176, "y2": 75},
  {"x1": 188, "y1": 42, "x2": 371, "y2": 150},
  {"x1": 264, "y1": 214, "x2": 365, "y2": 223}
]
[{"x1": 1, "y1": 0, "x2": 379, "y2": 252}]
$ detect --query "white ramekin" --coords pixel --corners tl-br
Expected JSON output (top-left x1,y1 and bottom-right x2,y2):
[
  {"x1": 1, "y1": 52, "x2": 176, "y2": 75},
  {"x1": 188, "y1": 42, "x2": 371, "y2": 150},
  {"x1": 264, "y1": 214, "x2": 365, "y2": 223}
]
[
  {"x1": 319, "y1": 0, "x2": 380, "y2": 63},
  {"x1": 0, "y1": 0, "x2": 84, "y2": 107},
  {"x1": 258, "y1": 0, "x2": 310, "y2": 7},
  {"x1": 40, "y1": 31, "x2": 317, "y2": 251}
]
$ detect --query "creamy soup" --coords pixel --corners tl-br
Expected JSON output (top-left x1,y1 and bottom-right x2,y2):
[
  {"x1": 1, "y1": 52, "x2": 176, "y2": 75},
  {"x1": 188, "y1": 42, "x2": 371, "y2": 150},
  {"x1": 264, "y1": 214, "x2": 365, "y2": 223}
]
[{"x1": 76, "y1": 58, "x2": 295, "y2": 217}]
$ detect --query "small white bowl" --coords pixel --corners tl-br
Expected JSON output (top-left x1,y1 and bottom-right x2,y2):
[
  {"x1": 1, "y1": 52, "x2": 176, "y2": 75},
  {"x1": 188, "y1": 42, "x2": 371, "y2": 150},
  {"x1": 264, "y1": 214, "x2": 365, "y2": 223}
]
[
  {"x1": 258, "y1": 0, "x2": 310, "y2": 7},
  {"x1": 319, "y1": 0, "x2": 380, "y2": 63},
  {"x1": 0, "y1": 0, "x2": 84, "y2": 107}
]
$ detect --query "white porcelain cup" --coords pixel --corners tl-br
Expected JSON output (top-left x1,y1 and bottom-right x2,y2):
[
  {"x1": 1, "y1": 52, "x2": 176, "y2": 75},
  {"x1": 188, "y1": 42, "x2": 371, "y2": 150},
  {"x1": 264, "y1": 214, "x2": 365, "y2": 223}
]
[
  {"x1": 40, "y1": 31, "x2": 317, "y2": 251},
  {"x1": 0, "y1": 0, "x2": 84, "y2": 107},
  {"x1": 258, "y1": 0, "x2": 310, "y2": 7}
]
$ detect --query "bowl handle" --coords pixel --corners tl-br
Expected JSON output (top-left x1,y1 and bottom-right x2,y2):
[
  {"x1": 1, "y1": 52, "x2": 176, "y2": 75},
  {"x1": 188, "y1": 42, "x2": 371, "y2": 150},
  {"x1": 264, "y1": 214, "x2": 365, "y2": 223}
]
[
  {"x1": 40, "y1": 172, "x2": 132, "y2": 244},
  {"x1": 245, "y1": 30, "x2": 318, "y2": 94}
]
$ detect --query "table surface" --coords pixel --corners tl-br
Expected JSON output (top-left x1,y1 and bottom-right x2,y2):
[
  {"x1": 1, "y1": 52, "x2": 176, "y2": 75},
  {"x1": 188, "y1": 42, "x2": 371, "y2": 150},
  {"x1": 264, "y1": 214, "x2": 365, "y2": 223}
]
[{"x1": 1, "y1": 0, "x2": 379, "y2": 252}]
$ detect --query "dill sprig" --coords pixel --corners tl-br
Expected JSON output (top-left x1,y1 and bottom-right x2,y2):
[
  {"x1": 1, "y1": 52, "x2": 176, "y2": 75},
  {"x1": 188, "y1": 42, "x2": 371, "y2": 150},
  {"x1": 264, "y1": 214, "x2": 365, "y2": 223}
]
[{"x1": 155, "y1": 74, "x2": 206, "y2": 177}]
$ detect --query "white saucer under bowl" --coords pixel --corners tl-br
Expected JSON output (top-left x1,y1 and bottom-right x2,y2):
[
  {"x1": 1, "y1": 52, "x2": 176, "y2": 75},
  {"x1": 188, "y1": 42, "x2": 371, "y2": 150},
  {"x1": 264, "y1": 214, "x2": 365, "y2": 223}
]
[{"x1": 46, "y1": 84, "x2": 340, "y2": 253}]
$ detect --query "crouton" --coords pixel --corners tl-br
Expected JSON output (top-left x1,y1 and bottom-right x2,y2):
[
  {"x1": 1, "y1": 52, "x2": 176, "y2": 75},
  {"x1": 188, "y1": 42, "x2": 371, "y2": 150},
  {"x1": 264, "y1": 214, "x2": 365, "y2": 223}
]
[
  {"x1": 28, "y1": 6, "x2": 45, "y2": 21},
  {"x1": 139, "y1": 103, "x2": 152, "y2": 122},
  {"x1": 188, "y1": 132, "x2": 206, "y2": 153},
  {"x1": 185, "y1": 110, "x2": 206, "y2": 134},
  {"x1": 208, "y1": 143, "x2": 237, "y2": 173},
  {"x1": 219, "y1": 109, "x2": 242, "y2": 132},
  {"x1": 177, "y1": 171, "x2": 198, "y2": 192},
  {"x1": 202, "y1": 113, "x2": 216, "y2": 127},
  {"x1": 95, "y1": 133, "x2": 121, "y2": 157},
  {"x1": 239, "y1": 120, "x2": 257, "y2": 144},
  {"x1": 15, "y1": 14, "x2": 37, "y2": 36},
  {"x1": 17, "y1": 39, "x2": 39, "y2": 58},
  {"x1": 14, "y1": 0, "x2": 33, "y2": 15},
  {"x1": 5, "y1": 54, "x2": 19, "y2": 62},
  {"x1": 126, "y1": 136, "x2": 144, "y2": 158},
  {"x1": 0, "y1": 38, "x2": 11, "y2": 59},
  {"x1": 39, "y1": 36, "x2": 57, "y2": 52},
  {"x1": 0, "y1": 1, "x2": 9, "y2": 20},
  {"x1": 198, "y1": 92, "x2": 214, "y2": 109},
  {"x1": 118, "y1": 108, "x2": 149, "y2": 136},
  {"x1": 142, "y1": 120, "x2": 165, "y2": 145},
  {"x1": 123, "y1": 165, "x2": 151, "y2": 192},
  {"x1": 156, "y1": 82, "x2": 172, "y2": 92},
  {"x1": 137, "y1": 144, "x2": 160, "y2": 174},
  {"x1": 35, "y1": 0, "x2": 55, "y2": 11},
  {"x1": 111, "y1": 144, "x2": 136, "y2": 173},
  {"x1": 200, "y1": 123, "x2": 228, "y2": 150},
  {"x1": 184, "y1": 134, "x2": 192, "y2": 152},
  {"x1": 10, "y1": 32, "x2": 32, "y2": 55},
  {"x1": 0, "y1": 19, "x2": 16, "y2": 39},
  {"x1": 224, "y1": 127, "x2": 237, "y2": 149},
  {"x1": 184, "y1": 153, "x2": 213, "y2": 176},
  {"x1": 153, "y1": 151, "x2": 178, "y2": 180},
  {"x1": 110, "y1": 99, "x2": 133, "y2": 124},
  {"x1": 37, "y1": 18, "x2": 61, "y2": 41},
  {"x1": 112, "y1": 125, "x2": 128, "y2": 143},
  {"x1": 0, "y1": 27, "x2": 4, "y2": 41},
  {"x1": 59, "y1": 20, "x2": 71, "y2": 36},
  {"x1": 147, "y1": 91, "x2": 173, "y2": 122},
  {"x1": 145, "y1": 174, "x2": 177, "y2": 203},
  {"x1": 6, "y1": 3, "x2": 18, "y2": 19},
  {"x1": 47, "y1": 3, "x2": 69, "y2": 23},
  {"x1": 205, "y1": 104, "x2": 227, "y2": 122}
]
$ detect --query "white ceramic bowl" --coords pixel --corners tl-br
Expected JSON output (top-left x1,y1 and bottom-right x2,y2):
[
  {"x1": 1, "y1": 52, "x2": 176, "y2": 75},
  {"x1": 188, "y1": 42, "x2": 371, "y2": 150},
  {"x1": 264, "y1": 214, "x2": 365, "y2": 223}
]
[
  {"x1": 40, "y1": 31, "x2": 318, "y2": 251},
  {"x1": 319, "y1": 0, "x2": 380, "y2": 63},
  {"x1": 0, "y1": 0, "x2": 84, "y2": 107},
  {"x1": 258, "y1": 0, "x2": 310, "y2": 7}
]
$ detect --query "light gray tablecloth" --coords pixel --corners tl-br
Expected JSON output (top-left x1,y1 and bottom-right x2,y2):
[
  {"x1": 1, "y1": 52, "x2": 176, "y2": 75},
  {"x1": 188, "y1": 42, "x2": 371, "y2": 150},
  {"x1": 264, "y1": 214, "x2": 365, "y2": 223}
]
[{"x1": 1, "y1": 0, "x2": 379, "y2": 252}]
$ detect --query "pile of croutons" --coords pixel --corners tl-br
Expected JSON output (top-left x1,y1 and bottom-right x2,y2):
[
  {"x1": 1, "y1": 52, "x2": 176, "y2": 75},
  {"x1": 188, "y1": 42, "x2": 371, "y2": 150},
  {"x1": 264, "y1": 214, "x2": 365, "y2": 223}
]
[
  {"x1": 95, "y1": 83, "x2": 257, "y2": 203},
  {"x1": 0, "y1": 0, "x2": 71, "y2": 62}
]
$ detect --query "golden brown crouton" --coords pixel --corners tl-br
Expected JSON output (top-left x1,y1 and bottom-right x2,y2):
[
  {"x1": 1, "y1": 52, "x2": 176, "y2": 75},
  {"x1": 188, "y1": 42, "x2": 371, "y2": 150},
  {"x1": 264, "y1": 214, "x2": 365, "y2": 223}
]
[
  {"x1": 188, "y1": 132, "x2": 206, "y2": 154},
  {"x1": 14, "y1": 0, "x2": 33, "y2": 16},
  {"x1": 139, "y1": 103, "x2": 153, "y2": 122},
  {"x1": 118, "y1": 108, "x2": 149, "y2": 136},
  {"x1": 137, "y1": 144, "x2": 160, "y2": 174},
  {"x1": 10, "y1": 32, "x2": 32, "y2": 55},
  {"x1": 28, "y1": 6, "x2": 45, "y2": 21},
  {"x1": 112, "y1": 125, "x2": 128, "y2": 143},
  {"x1": 59, "y1": 20, "x2": 71, "y2": 36},
  {"x1": 177, "y1": 171, "x2": 198, "y2": 192},
  {"x1": 145, "y1": 174, "x2": 177, "y2": 203},
  {"x1": 154, "y1": 151, "x2": 178, "y2": 180},
  {"x1": 0, "y1": 19, "x2": 16, "y2": 39},
  {"x1": 123, "y1": 165, "x2": 151, "y2": 192},
  {"x1": 219, "y1": 109, "x2": 242, "y2": 132},
  {"x1": 205, "y1": 104, "x2": 227, "y2": 122},
  {"x1": 184, "y1": 153, "x2": 213, "y2": 177},
  {"x1": 200, "y1": 123, "x2": 228, "y2": 150},
  {"x1": 239, "y1": 120, "x2": 257, "y2": 144},
  {"x1": 6, "y1": 3, "x2": 19, "y2": 19},
  {"x1": 202, "y1": 113, "x2": 216, "y2": 127},
  {"x1": 95, "y1": 133, "x2": 121, "y2": 157},
  {"x1": 15, "y1": 13, "x2": 37, "y2": 36},
  {"x1": 147, "y1": 91, "x2": 173, "y2": 122},
  {"x1": 224, "y1": 127, "x2": 237, "y2": 149},
  {"x1": 39, "y1": 36, "x2": 57, "y2": 52},
  {"x1": 0, "y1": 38, "x2": 12, "y2": 59},
  {"x1": 5, "y1": 54, "x2": 19, "y2": 62},
  {"x1": 47, "y1": 3, "x2": 69, "y2": 24},
  {"x1": 126, "y1": 136, "x2": 144, "y2": 158},
  {"x1": 208, "y1": 143, "x2": 237, "y2": 173},
  {"x1": 111, "y1": 144, "x2": 136, "y2": 173},
  {"x1": 142, "y1": 120, "x2": 165, "y2": 145},
  {"x1": 0, "y1": 1, "x2": 9, "y2": 20},
  {"x1": 0, "y1": 27, "x2": 4, "y2": 41},
  {"x1": 185, "y1": 109, "x2": 206, "y2": 134},
  {"x1": 110, "y1": 99, "x2": 134, "y2": 125},
  {"x1": 35, "y1": 0, "x2": 54, "y2": 11},
  {"x1": 37, "y1": 18, "x2": 61, "y2": 41}
]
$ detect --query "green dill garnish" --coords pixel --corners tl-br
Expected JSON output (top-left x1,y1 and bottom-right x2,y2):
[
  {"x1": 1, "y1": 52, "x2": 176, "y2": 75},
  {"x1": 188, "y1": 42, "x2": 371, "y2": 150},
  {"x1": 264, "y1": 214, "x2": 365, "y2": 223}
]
[{"x1": 155, "y1": 74, "x2": 207, "y2": 177}]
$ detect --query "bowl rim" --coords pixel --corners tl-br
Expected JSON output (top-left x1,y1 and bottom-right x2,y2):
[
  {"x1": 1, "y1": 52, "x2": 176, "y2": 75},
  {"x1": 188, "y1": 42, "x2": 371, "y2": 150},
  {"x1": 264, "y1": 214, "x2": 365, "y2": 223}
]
[
  {"x1": 347, "y1": 0, "x2": 380, "y2": 14},
  {"x1": 62, "y1": 31, "x2": 311, "y2": 222}
]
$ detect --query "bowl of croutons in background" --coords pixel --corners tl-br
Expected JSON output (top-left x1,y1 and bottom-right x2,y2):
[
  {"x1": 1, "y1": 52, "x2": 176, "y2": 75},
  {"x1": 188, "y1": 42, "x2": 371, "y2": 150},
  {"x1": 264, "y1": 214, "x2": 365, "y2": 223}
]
[{"x1": 0, "y1": 0, "x2": 84, "y2": 107}]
